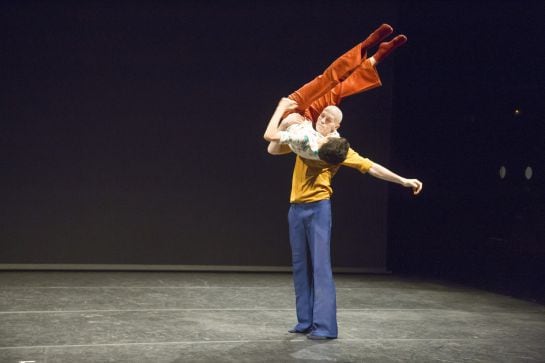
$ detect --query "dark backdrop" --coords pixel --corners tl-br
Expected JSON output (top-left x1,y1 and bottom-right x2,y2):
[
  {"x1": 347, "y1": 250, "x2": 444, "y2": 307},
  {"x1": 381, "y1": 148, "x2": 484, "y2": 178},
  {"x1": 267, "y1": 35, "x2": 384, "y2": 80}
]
[
  {"x1": 389, "y1": 0, "x2": 545, "y2": 302},
  {"x1": 1, "y1": 1, "x2": 400, "y2": 269}
]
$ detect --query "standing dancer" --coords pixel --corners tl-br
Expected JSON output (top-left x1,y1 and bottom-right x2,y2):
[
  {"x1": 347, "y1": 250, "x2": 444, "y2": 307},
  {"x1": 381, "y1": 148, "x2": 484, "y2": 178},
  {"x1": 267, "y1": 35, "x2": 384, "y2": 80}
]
[{"x1": 264, "y1": 24, "x2": 422, "y2": 340}]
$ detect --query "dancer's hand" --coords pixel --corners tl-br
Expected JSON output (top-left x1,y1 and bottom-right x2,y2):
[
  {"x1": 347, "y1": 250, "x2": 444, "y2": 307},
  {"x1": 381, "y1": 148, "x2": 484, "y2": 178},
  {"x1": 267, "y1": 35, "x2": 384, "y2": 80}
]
[
  {"x1": 277, "y1": 97, "x2": 299, "y2": 119},
  {"x1": 278, "y1": 97, "x2": 298, "y2": 111},
  {"x1": 279, "y1": 113, "x2": 305, "y2": 130},
  {"x1": 402, "y1": 178, "x2": 423, "y2": 195}
]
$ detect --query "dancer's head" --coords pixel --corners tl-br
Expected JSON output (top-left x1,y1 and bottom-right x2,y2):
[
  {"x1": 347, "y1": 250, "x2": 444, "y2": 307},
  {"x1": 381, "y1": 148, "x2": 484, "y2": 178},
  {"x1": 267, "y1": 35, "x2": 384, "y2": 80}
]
[
  {"x1": 318, "y1": 137, "x2": 350, "y2": 165},
  {"x1": 316, "y1": 106, "x2": 343, "y2": 136}
]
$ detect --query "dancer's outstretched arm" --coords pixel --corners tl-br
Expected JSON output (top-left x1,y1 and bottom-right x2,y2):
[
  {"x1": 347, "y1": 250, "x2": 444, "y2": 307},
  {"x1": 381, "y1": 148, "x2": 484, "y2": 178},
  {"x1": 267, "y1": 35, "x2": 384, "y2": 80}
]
[{"x1": 368, "y1": 162, "x2": 423, "y2": 195}]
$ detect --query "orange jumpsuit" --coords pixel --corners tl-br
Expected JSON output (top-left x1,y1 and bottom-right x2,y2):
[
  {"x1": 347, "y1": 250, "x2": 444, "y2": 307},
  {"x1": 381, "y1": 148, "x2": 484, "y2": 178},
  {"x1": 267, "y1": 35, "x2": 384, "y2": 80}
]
[{"x1": 288, "y1": 41, "x2": 382, "y2": 122}]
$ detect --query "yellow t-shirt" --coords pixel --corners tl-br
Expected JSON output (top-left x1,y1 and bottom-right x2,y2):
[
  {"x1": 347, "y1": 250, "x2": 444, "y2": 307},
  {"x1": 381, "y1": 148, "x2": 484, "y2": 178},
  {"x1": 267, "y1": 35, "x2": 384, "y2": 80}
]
[{"x1": 290, "y1": 148, "x2": 374, "y2": 203}]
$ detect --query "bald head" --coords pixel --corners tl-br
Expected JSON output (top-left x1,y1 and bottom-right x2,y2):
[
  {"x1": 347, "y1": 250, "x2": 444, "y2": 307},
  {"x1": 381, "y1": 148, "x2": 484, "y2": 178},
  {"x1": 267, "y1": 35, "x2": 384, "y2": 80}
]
[
  {"x1": 316, "y1": 105, "x2": 344, "y2": 136},
  {"x1": 323, "y1": 106, "x2": 343, "y2": 125}
]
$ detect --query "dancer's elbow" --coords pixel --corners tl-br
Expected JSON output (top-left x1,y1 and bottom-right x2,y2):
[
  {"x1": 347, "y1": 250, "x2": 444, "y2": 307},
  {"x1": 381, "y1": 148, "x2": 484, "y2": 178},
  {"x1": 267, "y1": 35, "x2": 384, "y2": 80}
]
[
  {"x1": 267, "y1": 142, "x2": 290, "y2": 155},
  {"x1": 267, "y1": 143, "x2": 282, "y2": 155}
]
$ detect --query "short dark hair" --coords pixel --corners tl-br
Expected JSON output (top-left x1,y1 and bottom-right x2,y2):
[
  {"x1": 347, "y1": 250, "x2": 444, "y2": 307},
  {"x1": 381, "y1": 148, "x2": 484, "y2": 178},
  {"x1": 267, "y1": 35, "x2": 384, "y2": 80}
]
[{"x1": 318, "y1": 137, "x2": 350, "y2": 165}]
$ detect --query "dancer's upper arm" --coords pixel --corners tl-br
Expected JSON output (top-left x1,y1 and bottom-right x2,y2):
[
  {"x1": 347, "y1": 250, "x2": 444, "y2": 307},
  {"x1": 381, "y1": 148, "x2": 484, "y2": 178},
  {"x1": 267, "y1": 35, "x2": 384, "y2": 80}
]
[{"x1": 267, "y1": 142, "x2": 292, "y2": 155}]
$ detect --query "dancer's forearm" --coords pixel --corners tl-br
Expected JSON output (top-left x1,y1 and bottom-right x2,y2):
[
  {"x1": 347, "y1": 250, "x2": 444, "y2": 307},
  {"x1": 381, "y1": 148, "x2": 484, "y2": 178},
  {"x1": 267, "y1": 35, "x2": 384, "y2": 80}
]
[
  {"x1": 263, "y1": 107, "x2": 284, "y2": 142},
  {"x1": 263, "y1": 98, "x2": 297, "y2": 142},
  {"x1": 368, "y1": 162, "x2": 423, "y2": 195},
  {"x1": 368, "y1": 163, "x2": 405, "y2": 185}
]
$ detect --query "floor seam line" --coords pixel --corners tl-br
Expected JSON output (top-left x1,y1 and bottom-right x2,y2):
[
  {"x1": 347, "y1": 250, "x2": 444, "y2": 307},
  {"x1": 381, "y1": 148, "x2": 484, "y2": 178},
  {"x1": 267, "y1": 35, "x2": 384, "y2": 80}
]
[
  {"x1": 0, "y1": 337, "x2": 521, "y2": 350},
  {"x1": 3, "y1": 308, "x2": 528, "y2": 314}
]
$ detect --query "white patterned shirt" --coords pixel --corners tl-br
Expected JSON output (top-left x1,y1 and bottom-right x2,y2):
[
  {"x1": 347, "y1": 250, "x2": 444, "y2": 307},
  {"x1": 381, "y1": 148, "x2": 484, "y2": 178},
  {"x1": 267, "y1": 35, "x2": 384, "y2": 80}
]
[{"x1": 278, "y1": 120, "x2": 340, "y2": 160}]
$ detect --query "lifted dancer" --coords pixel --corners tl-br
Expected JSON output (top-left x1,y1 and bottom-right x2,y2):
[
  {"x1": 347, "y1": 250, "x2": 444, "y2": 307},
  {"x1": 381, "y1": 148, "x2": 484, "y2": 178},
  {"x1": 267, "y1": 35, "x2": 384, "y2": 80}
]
[{"x1": 264, "y1": 25, "x2": 408, "y2": 164}]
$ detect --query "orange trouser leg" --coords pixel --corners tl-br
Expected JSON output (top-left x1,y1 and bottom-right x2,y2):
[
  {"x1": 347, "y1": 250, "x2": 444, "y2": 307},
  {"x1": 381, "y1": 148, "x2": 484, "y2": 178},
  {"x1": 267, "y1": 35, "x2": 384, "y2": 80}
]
[
  {"x1": 289, "y1": 41, "x2": 366, "y2": 113},
  {"x1": 305, "y1": 58, "x2": 382, "y2": 121},
  {"x1": 336, "y1": 58, "x2": 382, "y2": 99},
  {"x1": 288, "y1": 24, "x2": 393, "y2": 117}
]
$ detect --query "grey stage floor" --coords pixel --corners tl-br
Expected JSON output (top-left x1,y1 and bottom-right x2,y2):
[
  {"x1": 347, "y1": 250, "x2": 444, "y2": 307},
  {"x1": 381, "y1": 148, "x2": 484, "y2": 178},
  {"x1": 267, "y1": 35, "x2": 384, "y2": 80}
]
[{"x1": 0, "y1": 272, "x2": 544, "y2": 362}]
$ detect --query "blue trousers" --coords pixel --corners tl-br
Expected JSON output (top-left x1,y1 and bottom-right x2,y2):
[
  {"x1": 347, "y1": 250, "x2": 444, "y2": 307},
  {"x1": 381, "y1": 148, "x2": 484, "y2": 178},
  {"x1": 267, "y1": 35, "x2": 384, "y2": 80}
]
[{"x1": 288, "y1": 199, "x2": 338, "y2": 338}]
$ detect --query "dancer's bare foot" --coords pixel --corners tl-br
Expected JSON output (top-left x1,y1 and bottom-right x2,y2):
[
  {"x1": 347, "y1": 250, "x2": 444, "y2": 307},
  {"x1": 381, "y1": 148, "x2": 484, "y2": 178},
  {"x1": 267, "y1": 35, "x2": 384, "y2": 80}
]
[{"x1": 371, "y1": 34, "x2": 407, "y2": 63}]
